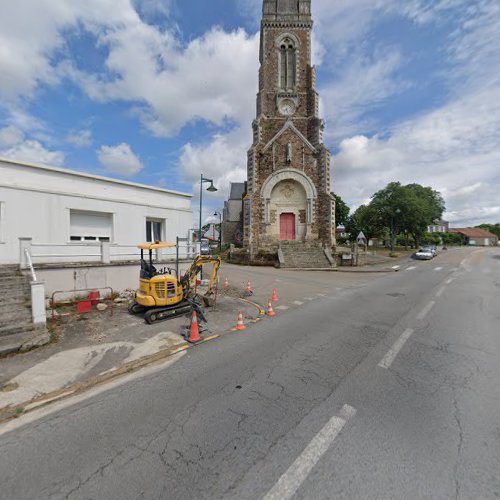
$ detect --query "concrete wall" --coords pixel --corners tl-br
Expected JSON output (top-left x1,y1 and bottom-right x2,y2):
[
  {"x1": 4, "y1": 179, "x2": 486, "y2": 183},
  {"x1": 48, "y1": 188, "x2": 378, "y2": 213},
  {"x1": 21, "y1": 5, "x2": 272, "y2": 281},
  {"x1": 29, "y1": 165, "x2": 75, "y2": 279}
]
[
  {"x1": 38, "y1": 261, "x2": 195, "y2": 298},
  {"x1": 0, "y1": 159, "x2": 192, "y2": 264}
]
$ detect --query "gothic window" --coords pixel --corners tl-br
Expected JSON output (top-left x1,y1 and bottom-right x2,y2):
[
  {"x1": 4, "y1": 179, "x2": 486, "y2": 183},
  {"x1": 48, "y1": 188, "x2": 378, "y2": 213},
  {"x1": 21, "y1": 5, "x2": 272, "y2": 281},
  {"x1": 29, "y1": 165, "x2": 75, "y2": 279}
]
[{"x1": 279, "y1": 38, "x2": 296, "y2": 90}]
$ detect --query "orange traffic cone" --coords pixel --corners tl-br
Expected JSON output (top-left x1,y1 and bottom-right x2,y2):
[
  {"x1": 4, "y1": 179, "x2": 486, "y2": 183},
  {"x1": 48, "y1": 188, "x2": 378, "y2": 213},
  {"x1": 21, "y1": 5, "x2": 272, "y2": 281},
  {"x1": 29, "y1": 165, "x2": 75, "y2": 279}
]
[
  {"x1": 187, "y1": 310, "x2": 202, "y2": 343},
  {"x1": 267, "y1": 300, "x2": 276, "y2": 317},
  {"x1": 246, "y1": 280, "x2": 253, "y2": 295},
  {"x1": 224, "y1": 277, "x2": 229, "y2": 288},
  {"x1": 236, "y1": 311, "x2": 246, "y2": 331},
  {"x1": 271, "y1": 288, "x2": 279, "y2": 302}
]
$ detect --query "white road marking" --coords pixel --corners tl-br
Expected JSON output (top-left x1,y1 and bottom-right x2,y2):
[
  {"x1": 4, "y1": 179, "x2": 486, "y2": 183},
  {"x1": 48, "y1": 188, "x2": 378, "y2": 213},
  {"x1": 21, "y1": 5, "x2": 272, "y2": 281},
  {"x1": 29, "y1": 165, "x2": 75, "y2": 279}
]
[
  {"x1": 460, "y1": 259, "x2": 468, "y2": 267},
  {"x1": 446, "y1": 278, "x2": 454, "y2": 285},
  {"x1": 276, "y1": 305, "x2": 290, "y2": 311},
  {"x1": 391, "y1": 265, "x2": 400, "y2": 270},
  {"x1": 434, "y1": 267, "x2": 443, "y2": 271},
  {"x1": 406, "y1": 266, "x2": 416, "y2": 271},
  {"x1": 436, "y1": 286, "x2": 446, "y2": 298},
  {"x1": 293, "y1": 301, "x2": 304, "y2": 306},
  {"x1": 417, "y1": 301, "x2": 436, "y2": 320},
  {"x1": 263, "y1": 405, "x2": 357, "y2": 500},
  {"x1": 304, "y1": 297, "x2": 314, "y2": 301},
  {"x1": 378, "y1": 329, "x2": 415, "y2": 369},
  {"x1": 317, "y1": 293, "x2": 327, "y2": 297}
]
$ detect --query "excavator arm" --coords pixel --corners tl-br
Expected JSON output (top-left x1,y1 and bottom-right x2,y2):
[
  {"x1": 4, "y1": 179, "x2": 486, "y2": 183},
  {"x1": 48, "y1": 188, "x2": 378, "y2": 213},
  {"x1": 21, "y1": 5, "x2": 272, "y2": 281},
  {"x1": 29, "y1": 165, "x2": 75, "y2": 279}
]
[{"x1": 180, "y1": 255, "x2": 221, "y2": 301}]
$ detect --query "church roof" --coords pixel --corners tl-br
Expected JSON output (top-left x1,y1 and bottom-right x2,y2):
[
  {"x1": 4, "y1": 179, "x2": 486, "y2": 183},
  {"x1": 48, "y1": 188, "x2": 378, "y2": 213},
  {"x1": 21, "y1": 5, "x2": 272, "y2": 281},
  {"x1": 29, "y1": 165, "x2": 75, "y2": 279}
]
[{"x1": 262, "y1": 120, "x2": 317, "y2": 153}]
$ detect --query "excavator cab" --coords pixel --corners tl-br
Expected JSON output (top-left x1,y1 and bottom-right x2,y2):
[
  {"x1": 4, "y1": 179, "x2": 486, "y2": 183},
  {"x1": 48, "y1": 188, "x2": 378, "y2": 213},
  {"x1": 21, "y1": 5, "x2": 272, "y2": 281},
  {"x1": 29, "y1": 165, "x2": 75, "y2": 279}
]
[{"x1": 129, "y1": 242, "x2": 221, "y2": 324}]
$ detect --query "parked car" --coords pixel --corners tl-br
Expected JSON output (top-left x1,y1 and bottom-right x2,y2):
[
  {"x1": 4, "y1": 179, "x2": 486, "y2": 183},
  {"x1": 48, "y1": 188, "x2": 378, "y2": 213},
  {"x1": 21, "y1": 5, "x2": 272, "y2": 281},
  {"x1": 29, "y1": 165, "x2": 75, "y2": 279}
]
[
  {"x1": 414, "y1": 248, "x2": 434, "y2": 260},
  {"x1": 422, "y1": 245, "x2": 437, "y2": 257}
]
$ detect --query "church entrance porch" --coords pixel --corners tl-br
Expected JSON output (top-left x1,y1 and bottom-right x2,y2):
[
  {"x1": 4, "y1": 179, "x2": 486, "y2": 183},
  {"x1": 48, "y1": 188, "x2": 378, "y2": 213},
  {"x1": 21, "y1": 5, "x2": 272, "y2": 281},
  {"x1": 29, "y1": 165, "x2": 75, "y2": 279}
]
[{"x1": 280, "y1": 213, "x2": 296, "y2": 241}]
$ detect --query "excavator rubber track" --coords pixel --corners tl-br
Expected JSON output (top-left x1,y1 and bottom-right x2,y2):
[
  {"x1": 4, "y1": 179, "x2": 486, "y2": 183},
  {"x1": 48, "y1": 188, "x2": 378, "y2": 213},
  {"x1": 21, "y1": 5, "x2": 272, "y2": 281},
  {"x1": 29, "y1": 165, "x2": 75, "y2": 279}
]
[{"x1": 144, "y1": 301, "x2": 193, "y2": 324}]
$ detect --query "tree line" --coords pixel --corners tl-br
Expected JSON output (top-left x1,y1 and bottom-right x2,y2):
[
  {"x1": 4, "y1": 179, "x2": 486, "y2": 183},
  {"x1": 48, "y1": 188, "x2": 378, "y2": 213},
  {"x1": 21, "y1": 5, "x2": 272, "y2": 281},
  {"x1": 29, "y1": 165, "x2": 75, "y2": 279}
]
[{"x1": 335, "y1": 182, "x2": 445, "y2": 249}]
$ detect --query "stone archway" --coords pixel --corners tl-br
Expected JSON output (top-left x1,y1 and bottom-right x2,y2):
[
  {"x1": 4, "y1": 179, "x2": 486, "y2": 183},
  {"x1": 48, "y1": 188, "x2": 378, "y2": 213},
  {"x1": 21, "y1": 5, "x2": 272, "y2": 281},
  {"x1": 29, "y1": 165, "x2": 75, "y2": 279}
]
[
  {"x1": 268, "y1": 179, "x2": 307, "y2": 241},
  {"x1": 261, "y1": 169, "x2": 317, "y2": 233}
]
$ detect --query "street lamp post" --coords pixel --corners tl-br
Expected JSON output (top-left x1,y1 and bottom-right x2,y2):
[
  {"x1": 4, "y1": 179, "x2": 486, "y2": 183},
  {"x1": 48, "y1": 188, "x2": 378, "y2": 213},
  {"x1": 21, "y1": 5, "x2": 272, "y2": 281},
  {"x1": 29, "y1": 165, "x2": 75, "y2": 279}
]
[
  {"x1": 199, "y1": 174, "x2": 218, "y2": 248},
  {"x1": 390, "y1": 207, "x2": 401, "y2": 255},
  {"x1": 214, "y1": 211, "x2": 222, "y2": 252}
]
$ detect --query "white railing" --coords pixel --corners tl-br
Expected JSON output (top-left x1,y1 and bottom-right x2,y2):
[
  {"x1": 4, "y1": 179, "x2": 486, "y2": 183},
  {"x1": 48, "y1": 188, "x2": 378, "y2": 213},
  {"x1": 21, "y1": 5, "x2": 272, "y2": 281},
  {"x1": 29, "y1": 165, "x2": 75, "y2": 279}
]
[
  {"x1": 24, "y1": 248, "x2": 37, "y2": 281},
  {"x1": 20, "y1": 238, "x2": 195, "y2": 266}
]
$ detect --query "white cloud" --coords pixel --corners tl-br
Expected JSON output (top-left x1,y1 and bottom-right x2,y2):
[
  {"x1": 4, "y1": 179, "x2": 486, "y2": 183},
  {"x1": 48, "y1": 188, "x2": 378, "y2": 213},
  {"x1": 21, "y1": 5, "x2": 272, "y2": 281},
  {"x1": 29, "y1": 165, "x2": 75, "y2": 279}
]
[
  {"x1": 333, "y1": 84, "x2": 500, "y2": 226},
  {"x1": 0, "y1": 126, "x2": 65, "y2": 166},
  {"x1": 180, "y1": 129, "x2": 248, "y2": 197},
  {"x1": 97, "y1": 143, "x2": 144, "y2": 176},
  {"x1": 67, "y1": 26, "x2": 259, "y2": 137},
  {"x1": 321, "y1": 48, "x2": 408, "y2": 139},
  {"x1": 66, "y1": 129, "x2": 93, "y2": 147},
  {"x1": 0, "y1": 126, "x2": 24, "y2": 148}
]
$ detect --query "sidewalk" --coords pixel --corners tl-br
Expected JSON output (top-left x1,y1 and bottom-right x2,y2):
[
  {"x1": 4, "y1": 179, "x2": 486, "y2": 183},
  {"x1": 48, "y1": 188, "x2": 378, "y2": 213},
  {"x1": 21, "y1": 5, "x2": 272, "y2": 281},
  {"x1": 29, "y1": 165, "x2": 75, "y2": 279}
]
[{"x1": 0, "y1": 260, "x2": 392, "y2": 421}]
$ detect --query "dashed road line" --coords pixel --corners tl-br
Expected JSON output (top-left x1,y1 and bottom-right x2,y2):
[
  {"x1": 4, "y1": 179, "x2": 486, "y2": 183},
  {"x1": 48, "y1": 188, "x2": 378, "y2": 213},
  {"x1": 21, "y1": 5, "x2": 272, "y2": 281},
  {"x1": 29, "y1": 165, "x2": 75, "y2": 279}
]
[
  {"x1": 304, "y1": 297, "x2": 314, "y2": 301},
  {"x1": 434, "y1": 267, "x2": 443, "y2": 271},
  {"x1": 417, "y1": 301, "x2": 436, "y2": 320},
  {"x1": 436, "y1": 286, "x2": 446, "y2": 298},
  {"x1": 406, "y1": 266, "x2": 416, "y2": 271},
  {"x1": 446, "y1": 278, "x2": 454, "y2": 285},
  {"x1": 293, "y1": 301, "x2": 304, "y2": 306},
  {"x1": 317, "y1": 293, "x2": 327, "y2": 297},
  {"x1": 391, "y1": 265, "x2": 400, "y2": 270},
  {"x1": 276, "y1": 305, "x2": 290, "y2": 311},
  {"x1": 263, "y1": 404, "x2": 357, "y2": 500},
  {"x1": 378, "y1": 329, "x2": 414, "y2": 369}
]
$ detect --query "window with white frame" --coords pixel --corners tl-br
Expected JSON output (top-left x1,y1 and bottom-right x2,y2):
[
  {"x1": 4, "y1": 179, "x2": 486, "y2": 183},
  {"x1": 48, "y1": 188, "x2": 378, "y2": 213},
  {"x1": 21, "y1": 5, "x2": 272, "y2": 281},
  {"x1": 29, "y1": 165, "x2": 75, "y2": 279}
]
[
  {"x1": 70, "y1": 210, "x2": 113, "y2": 242},
  {"x1": 146, "y1": 218, "x2": 163, "y2": 242}
]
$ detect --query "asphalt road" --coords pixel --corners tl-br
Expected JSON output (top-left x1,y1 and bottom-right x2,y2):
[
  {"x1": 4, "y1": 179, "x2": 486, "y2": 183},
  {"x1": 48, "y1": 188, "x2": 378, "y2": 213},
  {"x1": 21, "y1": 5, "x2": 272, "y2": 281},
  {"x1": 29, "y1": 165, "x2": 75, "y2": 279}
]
[{"x1": 0, "y1": 247, "x2": 499, "y2": 500}]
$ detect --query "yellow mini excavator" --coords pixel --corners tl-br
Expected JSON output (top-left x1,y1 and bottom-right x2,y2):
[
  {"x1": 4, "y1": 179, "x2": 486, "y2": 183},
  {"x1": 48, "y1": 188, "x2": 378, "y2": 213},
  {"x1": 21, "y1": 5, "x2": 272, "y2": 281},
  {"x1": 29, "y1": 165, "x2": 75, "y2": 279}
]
[{"x1": 128, "y1": 242, "x2": 221, "y2": 324}]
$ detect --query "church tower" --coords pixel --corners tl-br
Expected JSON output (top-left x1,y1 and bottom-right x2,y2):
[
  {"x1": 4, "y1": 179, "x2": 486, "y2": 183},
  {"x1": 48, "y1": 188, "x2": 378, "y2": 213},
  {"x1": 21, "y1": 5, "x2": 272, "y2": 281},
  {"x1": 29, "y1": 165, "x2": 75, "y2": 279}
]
[{"x1": 244, "y1": 0, "x2": 335, "y2": 256}]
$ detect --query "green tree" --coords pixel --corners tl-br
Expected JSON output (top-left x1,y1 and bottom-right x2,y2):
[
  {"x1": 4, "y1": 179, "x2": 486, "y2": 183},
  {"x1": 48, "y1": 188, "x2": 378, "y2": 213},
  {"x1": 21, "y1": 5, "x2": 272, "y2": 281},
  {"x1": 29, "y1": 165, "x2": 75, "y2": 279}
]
[
  {"x1": 368, "y1": 182, "x2": 445, "y2": 250},
  {"x1": 345, "y1": 204, "x2": 384, "y2": 240},
  {"x1": 333, "y1": 194, "x2": 350, "y2": 226}
]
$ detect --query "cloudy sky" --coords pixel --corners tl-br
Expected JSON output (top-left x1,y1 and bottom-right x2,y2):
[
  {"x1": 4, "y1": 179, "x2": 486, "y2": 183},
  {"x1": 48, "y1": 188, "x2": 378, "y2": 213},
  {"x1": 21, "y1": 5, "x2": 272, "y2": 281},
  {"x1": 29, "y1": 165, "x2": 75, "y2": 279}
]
[{"x1": 0, "y1": 0, "x2": 499, "y2": 227}]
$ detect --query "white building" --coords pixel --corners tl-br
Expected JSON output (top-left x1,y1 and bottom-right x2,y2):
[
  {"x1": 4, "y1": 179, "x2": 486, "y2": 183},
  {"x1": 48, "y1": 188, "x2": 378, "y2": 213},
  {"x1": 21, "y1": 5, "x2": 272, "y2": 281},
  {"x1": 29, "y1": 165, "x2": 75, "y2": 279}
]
[{"x1": 0, "y1": 158, "x2": 193, "y2": 294}]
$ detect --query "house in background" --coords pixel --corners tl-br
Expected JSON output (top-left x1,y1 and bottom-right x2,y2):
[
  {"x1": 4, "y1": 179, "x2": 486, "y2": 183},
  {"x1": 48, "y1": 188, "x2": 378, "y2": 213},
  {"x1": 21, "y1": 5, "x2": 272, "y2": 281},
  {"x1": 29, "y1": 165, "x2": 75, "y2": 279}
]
[
  {"x1": 222, "y1": 182, "x2": 246, "y2": 246},
  {"x1": 449, "y1": 227, "x2": 499, "y2": 246},
  {"x1": 428, "y1": 220, "x2": 449, "y2": 233},
  {"x1": 0, "y1": 158, "x2": 193, "y2": 294}
]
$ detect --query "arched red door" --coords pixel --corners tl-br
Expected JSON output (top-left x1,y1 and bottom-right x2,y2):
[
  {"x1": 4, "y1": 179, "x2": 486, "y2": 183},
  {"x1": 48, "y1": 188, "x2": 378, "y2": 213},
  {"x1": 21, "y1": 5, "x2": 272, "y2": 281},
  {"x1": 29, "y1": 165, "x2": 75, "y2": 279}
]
[{"x1": 280, "y1": 213, "x2": 296, "y2": 241}]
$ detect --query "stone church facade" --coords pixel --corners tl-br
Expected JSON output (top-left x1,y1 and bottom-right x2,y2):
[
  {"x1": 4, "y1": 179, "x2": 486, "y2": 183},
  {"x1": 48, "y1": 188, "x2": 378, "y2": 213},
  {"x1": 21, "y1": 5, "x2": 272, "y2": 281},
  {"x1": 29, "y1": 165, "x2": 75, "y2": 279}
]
[{"x1": 243, "y1": 0, "x2": 335, "y2": 256}]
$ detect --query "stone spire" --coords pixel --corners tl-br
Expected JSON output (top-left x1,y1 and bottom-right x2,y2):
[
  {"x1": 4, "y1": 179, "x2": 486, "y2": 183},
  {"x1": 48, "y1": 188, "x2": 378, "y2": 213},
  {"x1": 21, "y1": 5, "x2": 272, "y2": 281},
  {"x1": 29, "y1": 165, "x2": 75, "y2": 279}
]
[{"x1": 262, "y1": 0, "x2": 312, "y2": 21}]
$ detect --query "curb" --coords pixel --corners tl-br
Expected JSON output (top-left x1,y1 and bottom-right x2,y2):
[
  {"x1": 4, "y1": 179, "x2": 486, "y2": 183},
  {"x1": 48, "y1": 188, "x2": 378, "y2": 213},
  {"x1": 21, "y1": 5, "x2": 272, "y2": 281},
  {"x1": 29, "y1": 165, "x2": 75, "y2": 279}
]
[
  {"x1": 0, "y1": 297, "x2": 266, "y2": 424},
  {"x1": 281, "y1": 267, "x2": 398, "y2": 273}
]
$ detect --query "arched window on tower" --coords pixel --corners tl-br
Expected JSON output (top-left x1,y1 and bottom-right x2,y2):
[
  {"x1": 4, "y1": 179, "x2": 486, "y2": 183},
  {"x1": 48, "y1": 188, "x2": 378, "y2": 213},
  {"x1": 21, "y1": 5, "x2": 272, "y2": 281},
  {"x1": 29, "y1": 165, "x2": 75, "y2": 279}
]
[{"x1": 279, "y1": 38, "x2": 296, "y2": 90}]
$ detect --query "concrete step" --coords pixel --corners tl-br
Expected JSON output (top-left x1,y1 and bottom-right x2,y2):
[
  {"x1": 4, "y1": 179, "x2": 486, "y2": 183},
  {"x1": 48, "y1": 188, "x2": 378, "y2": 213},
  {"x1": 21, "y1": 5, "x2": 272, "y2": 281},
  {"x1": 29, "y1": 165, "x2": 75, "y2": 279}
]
[
  {"x1": 280, "y1": 243, "x2": 332, "y2": 269},
  {"x1": 0, "y1": 327, "x2": 50, "y2": 356},
  {"x1": 0, "y1": 290, "x2": 31, "y2": 303},
  {"x1": 0, "y1": 302, "x2": 31, "y2": 314},
  {"x1": 0, "y1": 322, "x2": 38, "y2": 338}
]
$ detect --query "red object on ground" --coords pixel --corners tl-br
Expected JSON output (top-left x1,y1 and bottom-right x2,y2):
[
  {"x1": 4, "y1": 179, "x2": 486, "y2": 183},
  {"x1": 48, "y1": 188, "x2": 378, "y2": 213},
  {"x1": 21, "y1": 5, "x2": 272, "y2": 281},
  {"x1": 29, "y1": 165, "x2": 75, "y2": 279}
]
[
  {"x1": 246, "y1": 281, "x2": 253, "y2": 294},
  {"x1": 224, "y1": 277, "x2": 229, "y2": 288},
  {"x1": 236, "y1": 311, "x2": 246, "y2": 331},
  {"x1": 88, "y1": 290, "x2": 100, "y2": 305},
  {"x1": 267, "y1": 300, "x2": 276, "y2": 317},
  {"x1": 187, "y1": 310, "x2": 202, "y2": 343},
  {"x1": 272, "y1": 288, "x2": 279, "y2": 302},
  {"x1": 77, "y1": 300, "x2": 92, "y2": 314}
]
